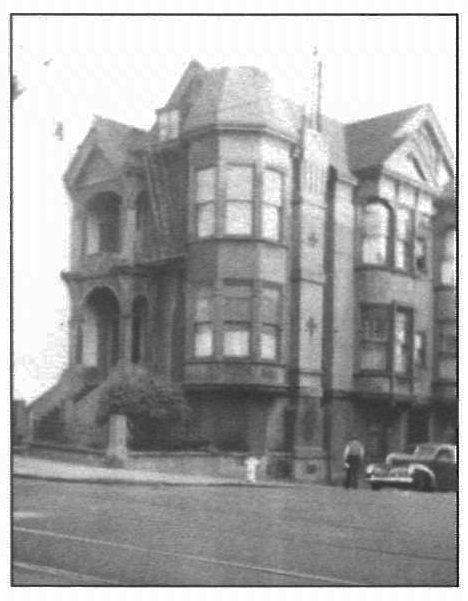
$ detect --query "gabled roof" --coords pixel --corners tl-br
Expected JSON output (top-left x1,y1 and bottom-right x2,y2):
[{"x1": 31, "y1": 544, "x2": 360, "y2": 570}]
[
  {"x1": 64, "y1": 116, "x2": 147, "y2": 186},
  {"x1": 165, "y1": 59, "x2": 206, "y2": 108},
  {"x1": 345, "y1": 105, "x2": 424, "y2": 172}
]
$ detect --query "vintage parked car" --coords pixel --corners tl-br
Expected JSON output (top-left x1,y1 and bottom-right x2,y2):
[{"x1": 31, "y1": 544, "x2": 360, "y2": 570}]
[{"x1": 365, "y1": 443, "x2": 457, "y2": 492}]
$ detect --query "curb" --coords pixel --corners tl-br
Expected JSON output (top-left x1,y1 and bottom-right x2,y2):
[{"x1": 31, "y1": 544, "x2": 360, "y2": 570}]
[{"x1": 13, "y1": 472, "x2": 297, "y2": 489}]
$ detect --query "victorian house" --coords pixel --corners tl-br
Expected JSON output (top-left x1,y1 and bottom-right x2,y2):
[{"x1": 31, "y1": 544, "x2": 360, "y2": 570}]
[{"x1": 29, "y1": 58, "x2": 456, "y2": 479}]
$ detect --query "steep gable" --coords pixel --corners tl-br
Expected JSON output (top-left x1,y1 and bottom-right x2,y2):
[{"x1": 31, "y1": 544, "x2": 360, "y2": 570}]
[{"x1": 74, "y1": 147, "x2": 118, "y2": 187}]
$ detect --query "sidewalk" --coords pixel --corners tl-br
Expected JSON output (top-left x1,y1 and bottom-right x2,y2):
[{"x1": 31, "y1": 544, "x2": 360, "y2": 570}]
[{"x1": 13, "y1": 455, "x2": 297, "y2": 488}]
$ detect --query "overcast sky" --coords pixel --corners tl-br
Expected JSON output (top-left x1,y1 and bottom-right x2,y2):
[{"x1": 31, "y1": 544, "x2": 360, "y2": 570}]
[{"x1": 13, "y1": 14, "x2": 456, "y2": 401}]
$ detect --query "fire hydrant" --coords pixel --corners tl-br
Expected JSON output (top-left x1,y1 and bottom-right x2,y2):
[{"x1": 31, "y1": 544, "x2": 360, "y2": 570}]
[{"x1": 245, "y1": 456, "x2": 261, "y2": 483}]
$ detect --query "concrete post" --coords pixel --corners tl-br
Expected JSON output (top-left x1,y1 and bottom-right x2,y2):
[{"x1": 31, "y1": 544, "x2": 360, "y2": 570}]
[{"x1": 106, "y1": 414, "x2": 128, "y2": 466}]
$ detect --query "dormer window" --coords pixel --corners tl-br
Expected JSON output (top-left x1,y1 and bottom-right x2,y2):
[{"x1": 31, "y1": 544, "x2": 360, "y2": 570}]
[{"x1": 158, "y1": 109, "x2": 179, "y2": 142}]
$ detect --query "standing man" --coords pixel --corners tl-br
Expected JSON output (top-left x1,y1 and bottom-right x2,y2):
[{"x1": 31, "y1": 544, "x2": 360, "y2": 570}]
[{"x1": 343, "y1": 437, "x2": 365, "y2": 489}]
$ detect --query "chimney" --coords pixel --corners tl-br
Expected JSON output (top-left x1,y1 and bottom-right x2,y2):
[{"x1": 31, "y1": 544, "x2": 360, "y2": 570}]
[{"x1": 306, "y1": 46, "x2": 322, "y2": 132}]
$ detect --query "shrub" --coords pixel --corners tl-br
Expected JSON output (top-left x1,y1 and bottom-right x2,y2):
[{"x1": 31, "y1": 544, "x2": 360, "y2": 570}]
[{"x1": 96, "y1": 367, "x2": 191, "y2": 450}]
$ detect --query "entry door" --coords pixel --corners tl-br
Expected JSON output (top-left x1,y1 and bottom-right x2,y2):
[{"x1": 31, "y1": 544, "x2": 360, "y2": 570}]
[{"x1": 366, "y1": 422, "x2": 387, "y2": 461}]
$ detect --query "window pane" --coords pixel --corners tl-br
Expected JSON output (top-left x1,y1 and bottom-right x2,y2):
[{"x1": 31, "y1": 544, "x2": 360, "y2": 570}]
[
  {"x1": 262, "y1": 205, "x2": 280, "y2": 240},
  {"x1": 263, "y1": 170, "x2": 282, "y2": 206},
  {"x1": 195, "y1": 324, "x2": 213, "y2": 357},
  {"x1": 261, "y1": 326, "x2": 278, "y2": 360},
  {"x1": 444, "y1": 229, "x2": 456, "y2": 257},
  {"x1": 394, "y1": 345, "x2": 410, "y2": 374},
  {"x1": 261, "y1": 287, "x2": 280, "y2": 323},
  {"x1": 364, "y1": 203, "x2": 389, "y2": 236},
  {"x1": 439, "y1": 357, "x2": 456, "y2": 380},
  {"x1": 227, "y1": 166, "x2": 253, "y2": 200},
  {"x1": 195, "y1": 288, "x2": 212, "y2": 321},
  {"x1": 441, "y1": 260, "x2": 455, "y2": 286},
  {"x1": 415, "y1": 238, "x2": 427, "y2": 272},
  {"x1": 414, "y1": 333, "x2": 426, "y2": 366},
  {"x1": 226, "y1": 202, "x2": 252, "y2": 235},
  {"x1": 197, "y1": 203, "x2": 215, "y2": 237},
  {"x1": 360, "y1": 343, "x2": 387, "y2": 370},
  {"x1": 196, "y1": 168, "x2": 216, "y2": 202},
  {"x1": 224, "y1": 326, "x2": 249, "y2": 356},
  {"x1": 396, "y1": 208, "x2": 412, "y2": 239},
  {"x1": 395, "y1": 240, "x2": 405, "y2": 269},
  {"x1": 362, "y1": 237, "x2": 387, "y2": 264},
  {"x1": 395, "y1": 312, "x2": 409, "y2": 343}
]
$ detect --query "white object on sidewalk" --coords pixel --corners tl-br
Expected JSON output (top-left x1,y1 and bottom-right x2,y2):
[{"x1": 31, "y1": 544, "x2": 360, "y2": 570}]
[{"x1": 245, "y1": 456, "x2": 261, "y2": 483}]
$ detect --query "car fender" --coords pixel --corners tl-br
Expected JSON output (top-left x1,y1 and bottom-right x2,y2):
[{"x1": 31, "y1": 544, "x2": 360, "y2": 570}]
[{"x1": 408, "y1": 463, "x2": 436, "y2": 488}]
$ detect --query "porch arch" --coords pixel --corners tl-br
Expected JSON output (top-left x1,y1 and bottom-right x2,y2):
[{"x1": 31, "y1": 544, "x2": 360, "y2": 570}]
[{"x1": 82, "y1": 286, "x2": 120, "y2": 376}]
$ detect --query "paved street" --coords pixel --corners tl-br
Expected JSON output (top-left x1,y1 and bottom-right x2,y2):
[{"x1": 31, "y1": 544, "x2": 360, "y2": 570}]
[{"x1": 13, "y1": 478, "x2": 457, "y2": 586}]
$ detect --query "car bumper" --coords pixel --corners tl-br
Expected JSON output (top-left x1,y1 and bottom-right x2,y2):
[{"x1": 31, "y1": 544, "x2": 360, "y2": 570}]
[{"x1": 366, "y1": 475, "x2": 413, "y2": 485}]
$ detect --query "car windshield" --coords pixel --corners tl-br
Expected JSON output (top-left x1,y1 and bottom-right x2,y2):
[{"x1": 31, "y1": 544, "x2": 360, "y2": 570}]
[{"x1": 413, "y1": 444, "x2": 440, "y2": 458}]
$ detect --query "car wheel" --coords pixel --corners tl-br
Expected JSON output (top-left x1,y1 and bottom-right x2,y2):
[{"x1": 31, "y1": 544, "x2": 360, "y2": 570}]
[
  {"x1": 371, "y1": 483, "x2": 381, "y2": 491},
  {"x1": 413, "y1": 472, "x2": 431, "y2": 492}
]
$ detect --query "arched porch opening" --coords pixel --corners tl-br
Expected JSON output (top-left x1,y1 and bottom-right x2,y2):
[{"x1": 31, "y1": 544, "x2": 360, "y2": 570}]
[{"x1": 82, "y1": 287, "x2": 120, "y2": 376}]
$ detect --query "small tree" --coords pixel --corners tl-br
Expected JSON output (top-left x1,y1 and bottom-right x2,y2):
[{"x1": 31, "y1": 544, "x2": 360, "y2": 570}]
[{"x1": 96, "y1": 367, "x2": 191, "y2": 450}]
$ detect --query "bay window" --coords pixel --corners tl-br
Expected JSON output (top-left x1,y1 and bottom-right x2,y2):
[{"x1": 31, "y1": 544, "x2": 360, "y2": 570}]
[
  {"x1": 361, "y1": 202, "x2": 391, "y2": 265},
  {"x1": 441, "y1": 228, "x2": 456, "y2": 286},
  {"x1": 225, "y1": 166, "x2": 253, "y2": 235},
  {"x1": 194, "y1": 287, "x2": 213, "y2": 357},
  {"x1": 395, "y1": 208, "x2": 412, "y2": 270},
  {"x1": 223, "y1": 283, "x2": 252, "y2": 357},
  {"x1": 262, "y1": 169, "x2": 283, "y2": 241},
  {"x1": 360, "y1": 306, "x2": 390, "y2": 370},
  {"x1": 260, "y1": 286, "x2": 281, "y2": 360},
  {"x1": 196, "y1": 168, "x2": 216, "y2": 238}
]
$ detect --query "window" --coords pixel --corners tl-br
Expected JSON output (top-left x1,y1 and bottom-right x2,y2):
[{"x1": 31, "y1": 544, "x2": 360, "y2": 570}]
[
  {"x1": 414, "y1": 332, "x2": 426, "y2": 368},
  {"x1": 158, "y1": 110, "x2": 179, "y2": 141},
  {"x1": 225, "y1": 166, "x2": 253, "y2": 235},
  {"x1": 441, "y1": 228, "x2": 456, "y2": 286},
  {"x1": 260, "y1": 286, "x2": 281, "y2": 360},
  {"x1": 361, "y1": 202, "x2": 390, "y2": 265},
  {"x1": 195, "y1": 168, "x2": 216, "y2": 238},
  {"x1": 194, "y1": 287, "x2": 213, "y2": 357},
  {"x1": 395, "y1": 208, "x2": 412, "y2": 270},
  {"x1": 223, "y1": 284, "x2": 252, "y2": 357},
  {"x1": 360, "y1": 306, "x2": 390, "y2": 370},
  {"x1": 438, "y1": 322, "x2": 456, "y2": 381},
  {"x1": 394, "y1": 310, "x2": 412, "y2": 375},
  {"x1": 262, "y1": 170, "x2": 283, "y2": 240},
  {"x1": 415, "y1": 238, "x2": 427, "y2": 273}
]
